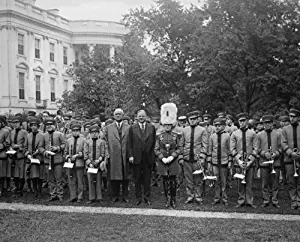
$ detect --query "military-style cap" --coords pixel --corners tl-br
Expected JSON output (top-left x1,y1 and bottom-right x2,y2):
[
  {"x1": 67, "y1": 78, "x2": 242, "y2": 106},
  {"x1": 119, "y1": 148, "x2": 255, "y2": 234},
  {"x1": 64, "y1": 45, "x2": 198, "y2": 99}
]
[
  {"x1": 71, "y1": 123, "x2": 81, "y2": 131},
  {"x1": 29, "y1": 117, "x2": 40, "y2": 125},
  {"x1": 105, "y1": 118, "x2": 114, "y2": 126},
  {"x1": 236, "y1": 113, "x2": 249, "y2": 121},
  {"x1": 289, "y1": 108, "x2": 300, "y2": 117},
  {"x1": 256, "y1": 117, "x2": 263, "y2": 125},
  {"x1": 11, "y1": 116, "x2": 22, "y2": 123},
  {"x1": 49, "y1": 114, "x2": 56, "y2": 119},
  {"x1": 123, "y1": 116, "x2": 130, "y2": 121},
  {"x1": 217, "y1": 112, "x2": 226, "y2": 118},
  {"x1": 262, "y1": 115, "x2": 274, "y2": 123},
  {"x1": 42, "y1": 111, "x2": 50, "y2": 115},
  {"x1": 152, "y1": 116, "x2": 160, "y2": 123},
  {"x1": 82, "y1": 115, "x2": 90, "y2": 120},
  {"x1": 279, "y1": 115, "x2": 289, "y2": 122},
  {"x1": 187, "y1": 111, "x2": 199, "y2": 119},
  {"x1": 83, "y1": 122, "x2": 91, "y2": 128},
  {"x1": 0, "y1": 115, "x2": 6, "y2": 123},
  {"x1": 44, "y1": 118, "x2": 56, "y2": 125},
  {"x1": 214, "y1": 118, "x2": 226, "y2": 125},
  {"x1": 203, "y1": 113, "x2": 211, "y2": 119},
  {"x1": 28, "y1": 110, "x2": 36, "y2": 117},
  {"x1": 64, "y1": 114, "x2": 72, "y2": 120},
  {"x1": 74, "y1": 115, "x2": 81, "y2": 120},
  {"x1": 178, "y1": 116, "x2": 187, "y2": 121},
  {"x1": 93, "y1": 115, "x2": 101, "y2": 119},
  {"x1": 89, "y1": 125, "x2": 100, "y2": 133},
  {"x1": 226, "y1": 114, "x2": 234, "y2": 121}
]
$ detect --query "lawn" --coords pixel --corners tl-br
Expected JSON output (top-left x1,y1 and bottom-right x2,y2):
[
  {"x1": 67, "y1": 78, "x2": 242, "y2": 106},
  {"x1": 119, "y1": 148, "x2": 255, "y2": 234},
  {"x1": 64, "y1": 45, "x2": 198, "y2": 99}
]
[
  {"x1": 0, "y1": 210, "x2": 299, "y2": 242},
  {"x1": 0, "y1": 178, "x2": 299, "y2": 215}
]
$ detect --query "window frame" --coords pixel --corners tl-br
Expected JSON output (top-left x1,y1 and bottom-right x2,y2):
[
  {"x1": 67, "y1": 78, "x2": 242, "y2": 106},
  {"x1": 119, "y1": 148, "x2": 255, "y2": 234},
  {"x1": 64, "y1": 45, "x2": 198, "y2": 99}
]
[
  {"x1": 19, "y1": 72, "x2": 25, "y2": 100},
  {"x1": 35, "y1": 38, "x2": 41, "y2": 59}
]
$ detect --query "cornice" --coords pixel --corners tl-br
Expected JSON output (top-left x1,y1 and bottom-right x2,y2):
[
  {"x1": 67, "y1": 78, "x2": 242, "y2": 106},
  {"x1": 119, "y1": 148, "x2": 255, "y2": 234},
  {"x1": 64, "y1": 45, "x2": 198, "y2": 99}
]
[{"x1": 0, "y1": 10, "x2": 126, "y2": 40}]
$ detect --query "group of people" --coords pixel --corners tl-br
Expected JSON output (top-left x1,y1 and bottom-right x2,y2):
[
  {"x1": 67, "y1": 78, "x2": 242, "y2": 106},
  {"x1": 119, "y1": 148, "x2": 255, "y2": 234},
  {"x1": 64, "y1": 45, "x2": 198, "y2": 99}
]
[{"x1": 0, "y1": 103, "x2": 300, "y2": 210}]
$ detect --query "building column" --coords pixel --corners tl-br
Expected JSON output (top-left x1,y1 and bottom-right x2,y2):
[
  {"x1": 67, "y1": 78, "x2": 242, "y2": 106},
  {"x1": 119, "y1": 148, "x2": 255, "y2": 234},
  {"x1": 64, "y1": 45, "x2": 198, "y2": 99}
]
[{"x1": 109, "y1": 45, "x2": 115, "y2": 61}]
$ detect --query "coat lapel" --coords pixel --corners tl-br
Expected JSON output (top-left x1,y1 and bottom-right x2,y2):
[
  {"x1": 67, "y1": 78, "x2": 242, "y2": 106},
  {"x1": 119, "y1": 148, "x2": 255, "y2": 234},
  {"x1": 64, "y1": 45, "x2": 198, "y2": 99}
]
[
  {"x1": 112, "y1": 122, "x2": 120, "y2": 140},
  {"x1": 134, "y1": 124, "x2": 142, "y2": 141}
]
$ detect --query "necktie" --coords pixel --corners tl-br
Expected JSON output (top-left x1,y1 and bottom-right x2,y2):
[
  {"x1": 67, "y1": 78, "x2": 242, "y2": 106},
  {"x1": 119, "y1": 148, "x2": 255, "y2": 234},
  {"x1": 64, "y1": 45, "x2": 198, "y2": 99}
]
[
  {"x1": 217, "y1": 132, "x2": 222, "y2": 165},
  {"x1": 32, "y1": 132, "x2": 37, "y2": 155},
  {"x1": 242, "y1": 128, "x2": 247, "y2": 160},
  {"x1": 92, "y1": 138, "x2": 97, "y2": 161},
  {"x1": 73, "y1": 137, "x2": 78, "y2": 155},
  {"x1": 267, "y1": 130, "x2": 272, "y2": 150},
  {"x1": 189, "y1": 126, "x2": 195, "y2": 162},
  {"x1": 14, "y1": 128, "x2": 20, "y2": 145},
  {"x1": 292, "y1": 123, "x2": 298, "y2": 149}
]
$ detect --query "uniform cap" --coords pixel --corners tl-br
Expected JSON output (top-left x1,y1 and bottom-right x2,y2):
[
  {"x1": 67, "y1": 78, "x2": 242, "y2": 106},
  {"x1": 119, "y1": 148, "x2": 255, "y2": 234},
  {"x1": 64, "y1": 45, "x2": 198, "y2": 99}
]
[
  {"x1": 217, "y1": 112, "x2": 226, "y2": 118},
  {"x1": 187, "y1": 111, "x2": 199, "y2": 119},
  {"x1": 289, "y1": 108, "x2": 300, "y2": 117},
  {"x1": 226, "y1": 114, "x2": 234, "y2": 121},
  {"x1": 64, "y1": 114, "x2": 72, "y2": 120},
  {"x1": 236, "y1": 112, "x2": 249, "y2": 120},
  {"x1": 71, "y1": 123, "x2": 81, "y2": 131},
  {"x1": 11, "y1": 116, "x2": 22, "y2": 123},
  {"x1": 44, "y1": 118, "x2": 56, "y2": 125},
  {"x1": 203, "y1": 113, "x2": 211, "y2": 119},
  {"x1": 29, "y1": 117, "x2": 40, "y2": 125},
  {"x1": 28, "y1": 110, "x2": 36, "y2": 117},
  {"x1": 279, "y1": 115, "x2": 289, "y2": 122},
  {"x1": 262, "y1": 115, "x2": 274, "y2": 122},
  {"x1": 178, "y1": 116, "x2": 187, "y2": 121},
  {"x1": 123, "y1": 116, "x2": 130, "y2": 121},
  {"x1": 89, "y1": 125, "x2": 100, "y2": 133},
  {"x1": 83, "y1": 122, "x2": 91, "y2": 128},
  {"x1": 214, "y1": 118, "x2": 226, "y2": 125}
]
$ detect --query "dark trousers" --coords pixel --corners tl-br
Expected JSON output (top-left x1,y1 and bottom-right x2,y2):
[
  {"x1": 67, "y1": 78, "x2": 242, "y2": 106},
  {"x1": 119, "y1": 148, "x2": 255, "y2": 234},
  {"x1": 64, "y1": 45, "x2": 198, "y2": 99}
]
[
  {"x1": 260, "y1": 167, "x2": 280, "y2": 205},
  {"x1": 111, "y1": 179, "x2": 129, "y2": 199},
  {"x1": 285, "y1": 164, "x2": 300, "y2": 208},
  {"x1": 236, "y1": 167, "x2": 254, "y2": 205},
  {"x1": 133, "y1": 160, "x2": 152, "y2": 200}
]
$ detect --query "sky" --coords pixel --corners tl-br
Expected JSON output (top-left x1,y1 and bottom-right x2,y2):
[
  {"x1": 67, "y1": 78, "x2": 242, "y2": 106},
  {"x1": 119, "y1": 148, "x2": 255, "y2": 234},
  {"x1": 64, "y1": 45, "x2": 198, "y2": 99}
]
[{"x1": 36, "y1": 0, "x2": 203, "y2": 22}]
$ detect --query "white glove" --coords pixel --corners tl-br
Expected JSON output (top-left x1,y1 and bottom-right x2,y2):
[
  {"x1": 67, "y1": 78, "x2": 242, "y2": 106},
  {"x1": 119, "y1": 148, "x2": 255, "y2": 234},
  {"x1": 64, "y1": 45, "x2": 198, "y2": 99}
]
[
  {"x1": 167, "y1": 156, "x2": 174, "y2": 163},
  {"x1": 27, "y1": 155, "x2": 32, "y2": 160},
  {"x1": 162, "y1": 158, "x2": 168, "y2": 164}
]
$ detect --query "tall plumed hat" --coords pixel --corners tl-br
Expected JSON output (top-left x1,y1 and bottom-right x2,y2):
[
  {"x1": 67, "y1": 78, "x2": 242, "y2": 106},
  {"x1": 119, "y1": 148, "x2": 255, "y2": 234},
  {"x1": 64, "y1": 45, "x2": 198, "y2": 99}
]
[{"x1": 160, "y1": 103, "x2": 178, "y2": 125}]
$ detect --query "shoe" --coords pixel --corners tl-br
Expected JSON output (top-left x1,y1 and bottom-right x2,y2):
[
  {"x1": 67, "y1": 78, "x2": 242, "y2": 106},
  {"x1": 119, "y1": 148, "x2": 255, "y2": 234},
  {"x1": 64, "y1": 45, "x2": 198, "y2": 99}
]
[
  {"x1": 96, "y1": 199, "x2": 103, "y2": 203},
  {"x1": 77, "y1": 199, "x2": 83, "y2": 203},
  {"x1": 247, "y1": 204, "x2": 256, "y2": 208},
  {"x1": 122, "y1": 198, "x2": 129, "y2": 203},
  {"x1": 272, "y1": 204, "x2": 280, "y2": 208},
  {"x1": 235, "y1": 204, "x2": 244, "y2": 208},
  {"x1": 69, "y1": 198, "x2": 77, "y2": 203},
  {"x1": 86, "y1": 200, "x2": 95, "y2": 204},
  {"x1": 136, "y1": 199, "x2": 142, "y2": 206},
  {"x1": 48, "y1": 197, "x2": 58, "y2": 202},
  {"x1": 111, "y1": 198, "x2": 119, "y2": 203},
  {"x1": 184, "y1": 199, "x2": 193, "y2": 204},
  {"x1": 170, "y1": 199, "x2": 176, "y2": 209},
  {"x1": 144, "y1": 198, "x2": 151, "y2": 206},
  {"x1": 212, "y1": 201, "x2": 220, "y2": 205},
  {"x1": 261, "y1": 203, "x2": 269, "y2": 208},
  {"x1": 165, "y1": 199, "x2": 170, "y2": 208}
]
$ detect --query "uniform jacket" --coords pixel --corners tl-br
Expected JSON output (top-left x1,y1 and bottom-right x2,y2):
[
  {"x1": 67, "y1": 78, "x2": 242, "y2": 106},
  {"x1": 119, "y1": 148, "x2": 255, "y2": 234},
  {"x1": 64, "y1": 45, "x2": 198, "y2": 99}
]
[
  {"x1": 230, "y1": 128, "x2": 257, "y2": 165},
  {"x1": 0, "y1": 127, "x2": 11, "y2": 159},
  {"x1": 281, "y1": 123, "x2": 300, "y2": 163},
  {"x1": 225, "y1": 125, "x2": 238, "y2": 135},
  {"x1": 24, "y1": 131, "x2": 45, "y2": 162},
  {"x1": 255, "y1": 129, "x2": 282, "y2": 167},
  {"x1": 43, "y1": 131, "x2": 66, "y2": 165},
  {"x1": 10, "y1": 128, "x2": 28, "y2": 159},
  {"x1": 182, "y1": 125, "x2": 208, "y2": 161},
  {"x1": 154, "y1": 130, "x2": 183, "y2": 176},
  {"x1": 205, "y1": 125, "x2": 216, "y2": 138},
  {"x1": 84, "y1": 138, "x2": 106, "y2": 167},
  {"x1": 64, "y1": 136, "x2": 86, "y2": 167},
  {"x1": 127, "y1": 122, "x2": 156, "y2": 165},
  {"x1": 103, "y1": 122, "x2": 130, "y2": 180},
  {"x1": 207, "y1": 131, "x2": 231, "y2": 165}
]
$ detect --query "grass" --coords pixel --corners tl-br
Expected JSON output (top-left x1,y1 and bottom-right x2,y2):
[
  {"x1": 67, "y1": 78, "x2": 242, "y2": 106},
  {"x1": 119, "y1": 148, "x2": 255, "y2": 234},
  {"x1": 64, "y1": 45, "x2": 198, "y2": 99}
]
[
  {"x1": 0, "y1": 210, "x2": 299, "y2": 242},
  {"x1": 0, "y1": 177, "x2": 298, "y2": 215}
]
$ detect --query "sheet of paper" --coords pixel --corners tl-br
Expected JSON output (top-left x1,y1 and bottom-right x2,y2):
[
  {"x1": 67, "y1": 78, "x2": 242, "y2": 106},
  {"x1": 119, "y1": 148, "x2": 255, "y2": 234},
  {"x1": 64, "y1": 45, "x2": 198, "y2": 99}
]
[
  {"x1": 206, "y1": 175, "x2": 217, "y2": 180},
  {"x1": 46, "y1": 151, "x2": 55, "y2": 156},
  {"x1": 30, "y1": 158, "x2": 40, "y2": 164},
  {"x1": 262, "y1": 160, "x2": 274, "y2": 164},
  {"x1": 63, "y1": 162, "x2": 74, "y2": 168},
  {"x1": 193, "y1": 169, "x2": 203, "y2": 175},
  {"x1": 87, "y1": 168, "x2": 98, "y2": 174},
  {"x1": 233, "y1": 173, "x2": 245, "y2": 180},
  {"x1": 6, "y1": 150, "x2": 16, "y2": 155}
]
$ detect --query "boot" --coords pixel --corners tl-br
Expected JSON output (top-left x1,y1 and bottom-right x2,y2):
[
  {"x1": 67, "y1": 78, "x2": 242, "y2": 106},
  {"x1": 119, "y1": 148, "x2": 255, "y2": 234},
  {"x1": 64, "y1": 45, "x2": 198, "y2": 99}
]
[
  {"x1": 163, "y1": 178, "x2": 170, "y2": 208},
  {"x1": 13, "y1": 178, "x2": 20, "y2": 197},
  {"x1": 37, "y1": 179, "x2": 42, "y2": 198},
  {"x1": 6, "y1": 178, "x2": 11, "y2": 192},
  {"x1": 32, "y1": 178, "x2": 38, "y2": 198},
  {"x1": 19, "y1": 178, "x2": 25, "y2": 197},
  {"x1": 0, "y1": 178, "x2": 4, "y2": 197},
  {"x1": 170, "y1": 179, "x2": 177, "y2": 209},
  {"x1": 27, "y1": 179, "x2": 33, "y2": 193}
]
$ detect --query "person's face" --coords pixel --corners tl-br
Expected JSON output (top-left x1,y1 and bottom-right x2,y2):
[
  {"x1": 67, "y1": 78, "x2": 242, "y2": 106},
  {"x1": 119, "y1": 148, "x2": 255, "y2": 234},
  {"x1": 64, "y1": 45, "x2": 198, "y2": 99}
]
[
  {"x1": 137, "y1": 111, "x2": 146, "y2": 123},
  {"x1": 164, "y1": 124, "x2": 172, "y2": 132},
  {"x1": 85, "y1": 125, "x2": 91, "y2": 131},
  {"x1": 188, "y1": 116, "x2": 198, "y2": 127},
  {"x1": 289, "y1": 114, "x2": 299, "y2": 125},
  {"x1": 114, "y1": 112, "x2": 123, "y2": 121},
  {"x1": 91, "y1": 131, "x2": 99, "y2": 139},
  {"x1": 13, "y1": 121, "x2": 21, "y2": 129},
  {"x1": 257, "y1": 123, "x2": 264, "y2": 131},
  {"x1": 30, "y1": 124, "x2": 38, "y2": 132},
  {"x1": 226, "y1": 118, "x2": 232, "y2": 125},
  {"x1": 264, "y1": 121, "x2": 273, "y2": 131},
  {"x1": 238, "y1": 118, "x2": 248, "y2": 129},
  {"x1": 216, "y1": 124, "x2": 225, "y2": 133},
  {"x1": 203, "y1": 117, "x2": 210, "y2": 125},
  {"x1": 42, "y1": 113, "x2": 49, "y2": 121},
  {"x1": 46, "y1": 124, "x2": 55, "y2": 132},
  {"x1": 197, "y1": 117, "x2": 202, "y2": 124},
  {"x1": 72, "y1": 129, "x2": 80, "y2": 137},
  {"x1": 283, "y1": 121, "x2": 290, "y2": 127}
]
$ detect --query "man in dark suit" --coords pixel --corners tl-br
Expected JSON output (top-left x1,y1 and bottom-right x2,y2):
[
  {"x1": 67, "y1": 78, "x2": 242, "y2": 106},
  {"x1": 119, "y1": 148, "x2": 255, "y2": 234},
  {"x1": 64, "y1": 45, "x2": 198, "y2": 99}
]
[{"x1": 128, "y1": 110, "x2": 156, "y2": 205}]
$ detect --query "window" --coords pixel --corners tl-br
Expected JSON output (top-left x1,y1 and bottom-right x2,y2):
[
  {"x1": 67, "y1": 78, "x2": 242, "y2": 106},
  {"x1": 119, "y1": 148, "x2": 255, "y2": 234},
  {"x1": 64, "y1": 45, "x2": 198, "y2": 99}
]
[
  {"x1": 50, "y1": 43, "x2": 55, "y2": 62},
  {"x1": 19, "y1": 73, "x2": 25, "y2": 99},
  {"x1": 36, "y1": 75, "x2": 41, "y2": 101},
  {"x1": 18, "y1": 34, "x2": 24, "y2": 55},
  {"x1": 64, "y1": 80, "x2": 68, "y2": 91},
  {"x1": 50, "y1": 78, "x2": 55, "y2": 102},
  {"x1": 63, "y1": 47, "x2": 68, "y2": 65},
  {"x1": 35, "y1": 38, "x2": 40, "y2": 59}
]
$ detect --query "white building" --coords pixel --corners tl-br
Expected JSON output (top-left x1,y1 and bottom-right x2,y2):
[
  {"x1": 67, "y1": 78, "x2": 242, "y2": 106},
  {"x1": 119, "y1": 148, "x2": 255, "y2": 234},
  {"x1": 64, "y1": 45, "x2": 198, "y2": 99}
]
[{"x1": 0, "y1": 0, "x2": 128, "y2": 114}]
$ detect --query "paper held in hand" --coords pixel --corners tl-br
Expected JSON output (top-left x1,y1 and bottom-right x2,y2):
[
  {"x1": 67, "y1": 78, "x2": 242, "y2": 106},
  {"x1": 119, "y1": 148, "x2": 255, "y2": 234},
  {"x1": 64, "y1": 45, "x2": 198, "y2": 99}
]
[
  {"x1": 206, "y1": 175, "x2": 217, "y2": 180},
  {"x1": 193, "y1": 169, "x2": 204, "y2": 175},
  {"x1": 6, "y1": 150, "x2": 16, "y2": 155},
  {"x1": 234, "y1": 173, "x2": 245, "y2": 180},
  {"x1": 63, "y1": 162, "x2": 74, "y2": 168},
  {"x1": 262, "y1": 160, "x2": 274, "y2": 164},
  {"x1": 46, "y1": 151, "x2": 55, "y2": 156},
  {"x1": 30, "y1": 158, "x2": 40, "y2": 164},
  {"x1": 87, "y1": 168, "x2": 98, "y2": 174}
]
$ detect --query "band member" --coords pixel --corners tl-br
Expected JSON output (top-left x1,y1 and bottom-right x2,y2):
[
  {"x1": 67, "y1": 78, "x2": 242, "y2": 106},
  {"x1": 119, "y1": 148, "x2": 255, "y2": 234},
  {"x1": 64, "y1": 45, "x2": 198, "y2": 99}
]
[
  {"x1": 203, "y1": 113, "x2": 216, "y2": 138},
  {"x1": 281, "y1": 108, "x2": 300, "y2": 210},
  {"x1": 84, "y1": 125, "x2": 107, "y2": 203},
  {"x1": 255, "y1": 115, "x2": 281, "y2": 208},
  {"x1": 155, "y1": 103, "x2": 183, "y2": 208},
  {"x1": 230, "y1": 113, "x2": 257, "y2": 208},
  {"x1": 43, "y1": 118, "x2": 66, "y2": 202},
  {"x1": 0, "y1": 116, "x2": 10, "y2": 196},
  {"x1": 177, "y1": 116, "x2": 187, "y2": 128},
  {"x1": 225, "y1": 114, "x2": 238, "y2": 135},
  {"x1": 24, "y1": 117, "x2": 45, "y2": 198},
  {"x1": 64, "y1": 123, "x2": 86, "y2": 203},
  {"x1": 9, "y1": 116, "x2": 28, "y2": 197},
  {"x1": 128, "y1": 110, "x2": 156, "y2": 205},
  {"x1": 182, "y1": 111, "x2": 208, "y2": 204},
  {"x1": 207, "y1": 118, "x2": 231, "y2": 206},
  {"x1": 278, "y1": 116, "x2": 290, "y2": 185},
  {"x1": 103, "y1": 108, "x2": 130, "y2": 203}
]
